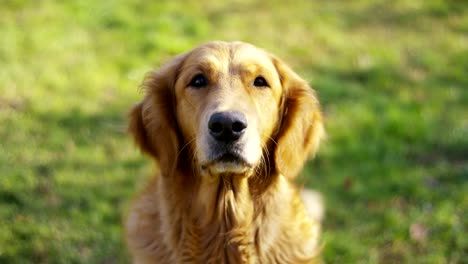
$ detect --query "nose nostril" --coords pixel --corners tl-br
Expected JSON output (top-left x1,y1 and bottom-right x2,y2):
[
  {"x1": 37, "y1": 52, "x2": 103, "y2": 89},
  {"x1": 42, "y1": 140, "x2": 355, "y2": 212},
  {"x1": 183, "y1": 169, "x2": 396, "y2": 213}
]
[
  {"x1": 209, "y1": 122, "x2": 223, "y2": 133},
  {"x1": 232, "y1": 121, "x2": 246, "y2": 133}
]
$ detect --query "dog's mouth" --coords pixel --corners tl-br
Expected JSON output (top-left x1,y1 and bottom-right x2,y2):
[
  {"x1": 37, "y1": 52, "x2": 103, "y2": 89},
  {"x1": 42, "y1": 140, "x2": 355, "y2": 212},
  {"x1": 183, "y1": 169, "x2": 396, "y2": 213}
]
[{"x1": 201, "y1": 150, "x2": 253, "y2": 176}]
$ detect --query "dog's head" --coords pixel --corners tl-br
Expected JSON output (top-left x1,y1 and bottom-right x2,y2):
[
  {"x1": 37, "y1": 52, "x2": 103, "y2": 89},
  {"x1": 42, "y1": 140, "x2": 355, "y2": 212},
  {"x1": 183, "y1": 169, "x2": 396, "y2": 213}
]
[{"x1": 129, "y1": 41, "x2": 324, "y2": 180}]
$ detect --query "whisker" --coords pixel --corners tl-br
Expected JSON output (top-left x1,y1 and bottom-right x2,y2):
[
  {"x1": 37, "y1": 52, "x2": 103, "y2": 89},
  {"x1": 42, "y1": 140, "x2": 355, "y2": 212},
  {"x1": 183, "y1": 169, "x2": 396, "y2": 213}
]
[
  {"x1": 169, "y1": 137, "x2": 197, "y2": 177},
  {"x1": 256, "y1": 141, "x2": 271, "y2": 181},
  {"x1": 266, "y1": 135, "x2": 278, "y2": 147},
  {"x1": 191, "y1": 154, "x2": 199, "y2": 180},
  {"x1": 176, "y1": 137, "x2": 196, "y2": 160}
]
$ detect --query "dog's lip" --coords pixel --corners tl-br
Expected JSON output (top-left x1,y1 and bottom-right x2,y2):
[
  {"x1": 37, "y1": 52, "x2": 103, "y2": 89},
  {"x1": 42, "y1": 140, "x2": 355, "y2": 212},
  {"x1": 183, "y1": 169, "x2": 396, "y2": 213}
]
[
  {"x1": 201, "y1": 152, "x2": 253, "y2": 170},
  {"x1": 202, "y1": 153, "x2": 252, "y2": 168}
]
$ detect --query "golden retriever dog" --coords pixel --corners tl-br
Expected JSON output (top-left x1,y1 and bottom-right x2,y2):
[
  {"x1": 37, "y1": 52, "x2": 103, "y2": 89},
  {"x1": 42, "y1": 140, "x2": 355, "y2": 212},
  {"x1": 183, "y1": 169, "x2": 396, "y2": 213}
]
[{"x1": 126, "y1": 41, "x2": 325, "y2": 263}]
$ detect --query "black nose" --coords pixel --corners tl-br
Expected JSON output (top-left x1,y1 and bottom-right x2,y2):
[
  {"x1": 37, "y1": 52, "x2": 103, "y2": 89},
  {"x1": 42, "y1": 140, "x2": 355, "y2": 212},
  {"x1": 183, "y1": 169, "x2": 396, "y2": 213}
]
[{"x1": 208, "y1": 111, "x2": 247, "y2": 142}]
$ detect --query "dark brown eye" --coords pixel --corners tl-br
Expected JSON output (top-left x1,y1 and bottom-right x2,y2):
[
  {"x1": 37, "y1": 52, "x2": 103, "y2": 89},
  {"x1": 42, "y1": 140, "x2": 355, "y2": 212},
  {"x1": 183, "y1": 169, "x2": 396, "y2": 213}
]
[
  {"x1": 189, "y1": 74, "x2": 207, "y2": 88},
  {"x1": 253, "y1": 76, "x2": 269, "y2": 87}
]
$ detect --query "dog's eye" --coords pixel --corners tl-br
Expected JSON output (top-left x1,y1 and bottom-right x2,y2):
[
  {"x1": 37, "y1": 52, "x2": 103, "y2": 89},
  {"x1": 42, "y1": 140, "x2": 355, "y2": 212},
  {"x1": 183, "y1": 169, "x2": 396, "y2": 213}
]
[
  {"x1": 189, "y1": 74, "x2": 208, "y2": 88},
  {"x1": 253, "y1": 76, "x2": 269, "y2": 88}
]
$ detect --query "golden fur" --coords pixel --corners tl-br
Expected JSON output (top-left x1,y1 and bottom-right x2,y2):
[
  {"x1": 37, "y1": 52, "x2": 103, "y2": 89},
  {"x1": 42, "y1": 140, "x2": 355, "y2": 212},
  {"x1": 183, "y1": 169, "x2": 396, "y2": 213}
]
[{"x1": 126, "y1": 41, "x2": 325, "y2": 263}]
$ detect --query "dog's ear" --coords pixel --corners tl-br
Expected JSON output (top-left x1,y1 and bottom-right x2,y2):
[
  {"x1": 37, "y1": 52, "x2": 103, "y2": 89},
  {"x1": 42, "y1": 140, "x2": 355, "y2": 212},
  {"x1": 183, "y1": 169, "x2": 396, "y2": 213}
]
[
  {"x1": 272, "y1": 57, "x2": 325, "y2": 179},
  {"x1": 128, "y1": 54, "x2": 187, "y2": 173}
]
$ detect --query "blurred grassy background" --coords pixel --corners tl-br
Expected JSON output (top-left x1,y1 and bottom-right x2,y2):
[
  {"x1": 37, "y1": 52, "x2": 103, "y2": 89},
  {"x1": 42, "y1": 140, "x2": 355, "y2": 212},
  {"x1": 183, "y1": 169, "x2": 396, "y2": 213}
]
[{"x1": 1, "y1": 0, "x2": 467, "y2": 263}]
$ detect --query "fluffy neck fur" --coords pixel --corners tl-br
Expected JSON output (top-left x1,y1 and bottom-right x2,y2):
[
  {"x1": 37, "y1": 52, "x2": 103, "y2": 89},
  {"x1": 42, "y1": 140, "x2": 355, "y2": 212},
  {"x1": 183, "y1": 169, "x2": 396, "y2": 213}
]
[
  {"x1": 158, "y1": 167, "x2": 260, "y2": 263},
  {"x1": 149, "y1": 162, "x2": 319, "y2": 264},
  {"x1": 127, "y1": 167, "x2": 320, "y2": 264}
]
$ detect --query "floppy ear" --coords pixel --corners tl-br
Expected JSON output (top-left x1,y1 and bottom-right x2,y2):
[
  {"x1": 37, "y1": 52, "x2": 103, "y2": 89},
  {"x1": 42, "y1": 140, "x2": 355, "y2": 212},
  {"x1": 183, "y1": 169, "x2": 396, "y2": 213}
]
[
  {"x1": 128, "y1": 54, "x2": 187, "y2": 174},
  {"x1": 272, "y1": 57, "x2": 325, "y2": 179}
]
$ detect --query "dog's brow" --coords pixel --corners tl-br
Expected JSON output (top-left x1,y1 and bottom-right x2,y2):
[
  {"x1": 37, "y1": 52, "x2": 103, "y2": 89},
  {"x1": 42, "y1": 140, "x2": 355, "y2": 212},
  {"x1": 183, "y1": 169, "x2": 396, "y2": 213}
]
[
  {"x1": 232, "y1": 62, "x2": 278, "y2": 83},
  {"x1": 183, "y1": 59, "x2": 219, "y2": 76},
  {"x1": 231, "y1": 62, "x2": 262, "y2": 75}
]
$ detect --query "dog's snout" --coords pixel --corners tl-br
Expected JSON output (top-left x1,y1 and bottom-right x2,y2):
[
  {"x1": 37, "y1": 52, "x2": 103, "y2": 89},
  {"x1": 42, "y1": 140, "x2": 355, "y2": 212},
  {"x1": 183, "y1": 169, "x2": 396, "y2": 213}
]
[{"x1": 208, "y1": 111, "x2": 247, "y2": 142}]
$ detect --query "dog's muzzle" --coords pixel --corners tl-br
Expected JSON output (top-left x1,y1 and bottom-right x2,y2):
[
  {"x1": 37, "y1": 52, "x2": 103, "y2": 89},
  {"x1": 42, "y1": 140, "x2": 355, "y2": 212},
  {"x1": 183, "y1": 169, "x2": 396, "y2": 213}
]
[{"x1": 201, "y1": 111, "x2": 253, "y2": 175}]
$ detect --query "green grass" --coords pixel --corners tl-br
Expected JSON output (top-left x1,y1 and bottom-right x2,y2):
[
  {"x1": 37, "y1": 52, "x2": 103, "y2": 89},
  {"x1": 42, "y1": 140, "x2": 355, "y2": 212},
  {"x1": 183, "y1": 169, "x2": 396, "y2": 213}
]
[{"x1": 1, "y1": 0, "x2": 467, "y2": 263}]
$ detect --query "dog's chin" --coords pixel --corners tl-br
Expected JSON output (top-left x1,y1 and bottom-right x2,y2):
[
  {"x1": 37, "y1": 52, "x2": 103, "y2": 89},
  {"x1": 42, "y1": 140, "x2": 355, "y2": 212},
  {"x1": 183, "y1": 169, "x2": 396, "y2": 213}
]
[
  {"x1": 201, "y1": 153, "x2": 254, "y2": 178},
  {"x1": 207, "y1": 162, "x2": 252, "y2": 176}
]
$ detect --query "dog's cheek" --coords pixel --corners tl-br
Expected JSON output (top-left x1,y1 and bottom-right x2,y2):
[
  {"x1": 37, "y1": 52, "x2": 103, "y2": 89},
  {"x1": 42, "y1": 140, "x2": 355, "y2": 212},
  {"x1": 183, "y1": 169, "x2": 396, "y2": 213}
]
[
  {"x1": 196, "y1": 134, "x2": 210, "y2": 165},
  {"x1": 242, "y1": 123, "x2": 263, "y2": 165},
  {"x1": 193, "y1": 110, "x2": 213, "y2": 165}
]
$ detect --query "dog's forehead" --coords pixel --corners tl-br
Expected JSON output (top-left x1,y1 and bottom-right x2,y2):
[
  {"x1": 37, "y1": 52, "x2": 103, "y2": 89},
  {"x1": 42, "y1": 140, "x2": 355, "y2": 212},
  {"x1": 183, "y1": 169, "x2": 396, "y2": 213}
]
[
  {"x1": 231, "y1": 47, "x2": 274, "y2": 70},
  {"x1": 188, "y1": 42, "x2": 275, "y2": 71}
]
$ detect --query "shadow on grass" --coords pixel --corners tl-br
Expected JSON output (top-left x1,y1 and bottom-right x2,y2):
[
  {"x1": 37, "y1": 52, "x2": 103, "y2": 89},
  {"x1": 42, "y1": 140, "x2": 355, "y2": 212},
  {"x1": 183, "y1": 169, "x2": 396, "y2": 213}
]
[{"x1": 1, "y1": 103, "x2": 149, "y2": 263}]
